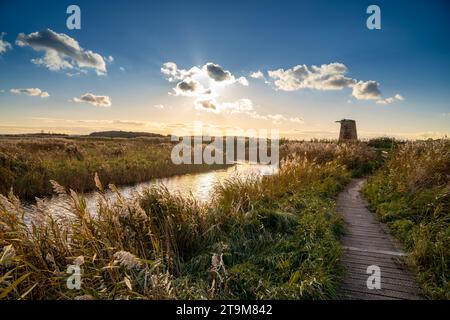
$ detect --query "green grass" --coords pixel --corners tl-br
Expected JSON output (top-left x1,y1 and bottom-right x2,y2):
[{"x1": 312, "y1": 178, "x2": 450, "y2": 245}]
[
  {"x1": 0, "y1": 141, "x2": 377, "y2": 299},
  {"x1": 174, "y1": 157, "x2": 351, "y2": 299},
  {"x1": 0, "y1": 137, "x2": 229, "y2": 199},
  {"x1": 363, "y1": 140, "x2": 450, "y2": 299}
]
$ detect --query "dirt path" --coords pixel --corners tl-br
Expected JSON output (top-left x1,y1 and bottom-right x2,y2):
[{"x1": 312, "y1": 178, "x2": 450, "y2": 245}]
[{"x1": 336, "y1": 179, "x2": 422, "y2": 300}]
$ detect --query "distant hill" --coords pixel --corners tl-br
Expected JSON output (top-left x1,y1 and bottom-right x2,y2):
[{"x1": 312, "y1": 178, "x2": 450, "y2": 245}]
[
  {"x1": 89, "y1": 130, "x2": 166, "y2": 138},
  {"x1": 0, "y1": 133, "x2": 69, "y2": 138}
]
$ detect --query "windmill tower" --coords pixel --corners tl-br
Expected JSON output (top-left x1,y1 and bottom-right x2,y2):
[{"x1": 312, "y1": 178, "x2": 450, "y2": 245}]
[{"x1": 336, "y1": 119, "x2": 357, "y2": 141}]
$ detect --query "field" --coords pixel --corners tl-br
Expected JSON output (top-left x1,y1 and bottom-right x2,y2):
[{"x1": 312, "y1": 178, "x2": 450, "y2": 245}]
[
  {"x1": 0, "y1": 140, "x2": 379, "y2": 299},
  {"x1": 0, "y1": 137, "x2": 448, "y2": 300},
  {"x1": 0, "y1": 136, "x2": 229, "y2": 200}
]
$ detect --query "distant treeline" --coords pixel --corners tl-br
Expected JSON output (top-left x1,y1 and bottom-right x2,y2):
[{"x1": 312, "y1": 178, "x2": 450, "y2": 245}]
[{"x1": 89, "y1": 131, "x2": 168, "y2": 138}]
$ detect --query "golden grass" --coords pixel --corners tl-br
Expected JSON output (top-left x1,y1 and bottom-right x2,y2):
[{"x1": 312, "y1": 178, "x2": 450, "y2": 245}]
[
  {"x1": 364, "y1": 139, "x2": 450, "y2": 299},
  {"x1": 0, "y1": 137, "x2": 229, "y2": 199},
  {"x1": 0, "y1": 141, "x2": 378, "y2": 299}
]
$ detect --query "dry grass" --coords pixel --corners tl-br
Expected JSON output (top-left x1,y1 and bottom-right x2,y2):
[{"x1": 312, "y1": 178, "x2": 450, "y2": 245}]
[
  {"x1": 364, "y1": 139, "x2": 450, "y2": 299},
  {"x1": 0, "y1": 137, "x2": 229, "y2": 199},
  {"x1": 0, "y1": 141, "x2": 379, "y2": 299}
]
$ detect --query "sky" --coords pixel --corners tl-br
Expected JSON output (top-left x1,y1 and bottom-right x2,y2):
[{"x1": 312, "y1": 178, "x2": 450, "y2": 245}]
[{"x1": 0, "y1": 0, "x2": 449, "y2": 139}]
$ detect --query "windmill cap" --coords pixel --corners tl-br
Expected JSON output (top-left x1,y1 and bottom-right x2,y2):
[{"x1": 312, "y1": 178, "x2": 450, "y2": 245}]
[{"x1": 336, "y1": 119, "x2": 356, "y2": 123}]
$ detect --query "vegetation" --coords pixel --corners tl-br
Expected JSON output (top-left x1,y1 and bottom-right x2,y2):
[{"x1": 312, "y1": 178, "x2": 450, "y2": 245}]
[
  {"x1": 0, "y1": 141, "x2": 377, "y2": 299},
  {"x1": 280, "y1": 140, "x2": 381, "y2": 177},
  {"x1": 366, "y1": 137, "x2": 404, "y2": 150},
  {"x1": 89, "y1": 131, "x2": 167, "y2": 139},
  {"x1": 363, "y1": 140, "x2": 450, "y2": 299},
  {"x1": 0, "y1": 137, "x2": 228, "y2": 200}
]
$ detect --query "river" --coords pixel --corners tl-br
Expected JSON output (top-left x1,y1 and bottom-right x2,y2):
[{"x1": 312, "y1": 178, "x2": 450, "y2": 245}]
[{"x1": 26, "y1": 163, "x2": 278, "y2": 217}]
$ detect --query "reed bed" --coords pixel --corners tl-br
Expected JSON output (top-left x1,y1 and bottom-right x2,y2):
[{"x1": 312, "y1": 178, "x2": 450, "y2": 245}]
[
  {"x1": 0, "y1": 141, "x2": 378, "y2": 299},
  {"x1": 364, "y1": 140, "x2": 450, "y2": 299},
  {"x1": 0, "y1": 137, "x2": 229, "y2": 200},
  {"x1": 280, "y1": 140, "x2": 380, "y2": 177}
]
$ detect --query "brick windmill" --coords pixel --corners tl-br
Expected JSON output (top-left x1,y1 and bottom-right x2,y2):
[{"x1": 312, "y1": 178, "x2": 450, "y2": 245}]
[{"x1": 336, "y1": 119, "x2": 358, "y2": 141}]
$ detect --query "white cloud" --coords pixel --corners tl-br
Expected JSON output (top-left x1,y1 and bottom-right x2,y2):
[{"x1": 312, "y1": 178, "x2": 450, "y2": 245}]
[
  {"x1": 16, "y1": 29, "x2": 107, "y2": 75},
  {"x1": 153, "y1": 104, "x2": 165, "y2": 109},
  {"x1": 0, "y1": 32, "x2": 12, "y2": 54},
  {"x1": 119, "y1": 66, "x2": 125, "y2": 72},
  {"x1": 267, "y1": 114, "x2": 287, "y2": 124},
  {"x1": 194, "y1": 98, "x2": 254, "y2": 114},
  {"x1": 237, "y1": 76, "x2": 249, "y2": 86},
  {"x1": 406, "y1": 131, "x2": 448, "y2": 140},
  {"x1": 66, "y1": 71, "x2": 82, "y2": 77},
  {"x1": 289, "y1": 117, "x2": 305, "y2": 124},
  {"x1": 105, "y1": 55, "x2": 114, "y2": 63},
  {"x1": 10, "y1": 87, "x2": 49, "y2": 98},
  {"x1": 266, "y1": 114, "x2": 303, "y2": 124},
  {"x1": 268, "y1": 63, "x2": 355, "y2": 91},
  {"x1": 71, "y1": 93, "x2": 111, "y2": 107},
  {"x1": 351, "y1": 80, "x2": 381, "y2": 100},
  {"x1": 219, "y1": 98, "x2": 255, "y2": 113},
  {"x1": 162, "y1": 61, "x2": 305, "y2": 124},
  {"x1": 162, "y1": 61, "x2": 248, "y2": 97},
  {"x1": 173, "y1": 78, "x2": 207, "y2": 97},
  {"x1": 112, "y1": 120, "x2": 145, "y2": 126},
  {"x1": 29, "y1": 117, "x2": 169, "y2": 132},
  {"x1": 193, "y1": 97, "x2": 304, "y2": 126},
  {"x1": 267, "y1": 62, "x2": 402, "y2": 103},
  {"x1": 161, "y1": 62, "x2": 201, "y2": 82},
  {"x1": 250, "y1": 70, "x2": 265, "y2": 79},
  {"x1": 376, "y1": 93, "x2": 405, "y2": 105}
]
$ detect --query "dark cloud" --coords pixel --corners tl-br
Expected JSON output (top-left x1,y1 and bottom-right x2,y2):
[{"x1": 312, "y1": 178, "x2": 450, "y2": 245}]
[
  {"x1": 321, "y1": 75, "x2": 355, "y2": 89},
  {"x1": 177, "y1": 79, "x2": 199, "y2": 92},
  {"x1": 195, "y1": 99, "x2": 217, "y2": 110},
  {"x1": 352, "y1": 80, "x2": 381, "y2": 100},
  {"x1": 205, "y1": 63, "x2": 231, "y2": 81}
]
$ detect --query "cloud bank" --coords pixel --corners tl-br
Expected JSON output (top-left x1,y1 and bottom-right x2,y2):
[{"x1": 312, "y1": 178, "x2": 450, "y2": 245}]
[
  {"x1": 162, "y1": 61, "x2": 304, "y2": 125},
  {"x1": 16, "y1": 29, "x2": 107, "y2": 75},
  {"x1": 267, "y1": 62, "x2": 403, "y2": 103},
  {"x1": 161, "y1": 61, "x2": 250, "y2": 108},
  {"x1": 268, "y1": 63, "x2": 355, "y2": 91}
]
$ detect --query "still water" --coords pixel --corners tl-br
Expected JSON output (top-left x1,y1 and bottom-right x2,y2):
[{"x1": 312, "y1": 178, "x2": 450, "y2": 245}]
[{"x1": 28, "y1": 163, "x2": 277, "y2": 216}]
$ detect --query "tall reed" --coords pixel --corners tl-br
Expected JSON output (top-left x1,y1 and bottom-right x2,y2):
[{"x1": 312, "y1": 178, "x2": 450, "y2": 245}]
[
  {"x1": 0, "y1": 141, "x2": 377, "y2": 299},
  {"x1": 0, "y1": 137, "x2": 229, "y2": 199},
  {"x1": 364, "y1": 139, "x2": 450, "y2": 299}
]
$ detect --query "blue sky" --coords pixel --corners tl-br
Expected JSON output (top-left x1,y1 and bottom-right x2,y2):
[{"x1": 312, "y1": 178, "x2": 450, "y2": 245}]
[{"x1": 0, "y1": 0, "x2": 449, "y2": 138}]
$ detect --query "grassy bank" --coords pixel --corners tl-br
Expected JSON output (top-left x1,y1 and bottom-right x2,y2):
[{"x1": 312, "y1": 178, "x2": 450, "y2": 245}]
[
  {"x1": 0, "y1": 137, "x2": 229, "y2": 200},
  {"x1": 363, "y1": 140, "x2": 450, "y2": 299},
  {"x1": 0, "y1": 142, "x2": 376, "y2": 299}
]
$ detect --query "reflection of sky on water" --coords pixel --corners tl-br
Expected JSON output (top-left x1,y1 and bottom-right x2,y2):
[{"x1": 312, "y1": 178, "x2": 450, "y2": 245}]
[{"x1": 28, "y1": 163, "x2": 278, "y2": 217}]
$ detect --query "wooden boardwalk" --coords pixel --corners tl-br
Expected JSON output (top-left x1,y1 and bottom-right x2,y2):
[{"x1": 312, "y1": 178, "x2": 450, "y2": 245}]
[{"x1": 337, "y1": 179, "x2": 422, "y2": 300}]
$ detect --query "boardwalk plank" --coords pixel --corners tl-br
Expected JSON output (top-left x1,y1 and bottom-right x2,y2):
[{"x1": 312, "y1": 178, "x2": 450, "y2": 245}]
[{"x1": 337, "y1": 179, "x2": 422, "y2": 300}]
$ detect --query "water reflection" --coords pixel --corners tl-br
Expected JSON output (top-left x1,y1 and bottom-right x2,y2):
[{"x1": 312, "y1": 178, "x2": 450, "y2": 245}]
[{"x1": 28, "y1": 163, "x2": 277, "y2": 217}]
